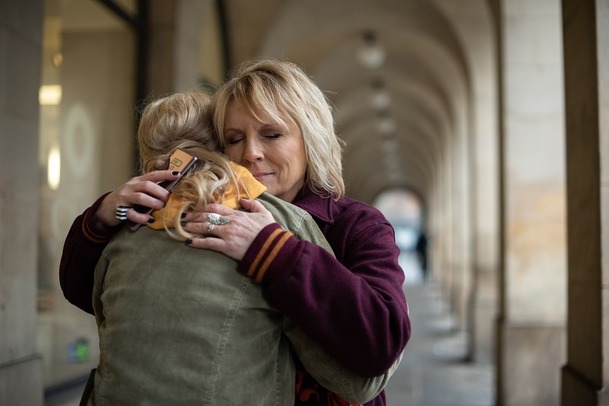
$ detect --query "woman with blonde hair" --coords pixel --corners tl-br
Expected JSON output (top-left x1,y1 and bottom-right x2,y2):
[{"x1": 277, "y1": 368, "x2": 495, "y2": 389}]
[
  {"x1": 184, "y1": 60, "x2": 410, "y2": 405},
  {"x1": 83, "y1": 91, "x2": 393, "y2": 405},
  {"x1": 61, "y1": 59, "x2": 410, "y2": 406}
]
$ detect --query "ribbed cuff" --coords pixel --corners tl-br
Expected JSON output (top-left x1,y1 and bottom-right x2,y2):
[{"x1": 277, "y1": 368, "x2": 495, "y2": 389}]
[{"x1": 81, "y1": 193, "x2": 123, "y2": 244}]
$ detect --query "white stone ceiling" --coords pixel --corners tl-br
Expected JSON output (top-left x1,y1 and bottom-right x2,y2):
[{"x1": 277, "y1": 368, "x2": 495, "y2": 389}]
[{"x1": 224, "y1": 0, "x2": 495, "y2": 204}]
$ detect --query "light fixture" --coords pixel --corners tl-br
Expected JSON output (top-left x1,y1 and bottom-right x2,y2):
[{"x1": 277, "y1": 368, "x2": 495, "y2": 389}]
[
  {"x1": 381, "y1": 138, "x2": 399, "y2": 155},
  {"x1": 378, "y1": 117, "x2": 396, "y2": 136},
  {"x1": 356, "y1": 30, "x2": 385, "y2": 70},
  {"x1": 371, "y1": 79, "x2": 391, "y2": 110},
  {"x1": 39, "y1": 85, "x2": 62, "y2": 106},
  {"x1": 47, "y1": 145, "x2": 61, "y2": 190},
  {"x1": 377, "y1": 109, "x2": 396, "y2": 136},
  {"x1": 52, "y1": 52, "x2": 63, "y2": 68}
]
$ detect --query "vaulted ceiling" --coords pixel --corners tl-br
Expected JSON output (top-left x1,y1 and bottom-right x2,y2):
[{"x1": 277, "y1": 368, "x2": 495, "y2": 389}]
[{"x1": 222, "y1": 0, "x2": 495, "y2": 206}]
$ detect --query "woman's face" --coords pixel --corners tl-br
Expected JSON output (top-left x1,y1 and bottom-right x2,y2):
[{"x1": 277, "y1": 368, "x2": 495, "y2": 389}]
[{"x1": 222, "y1": 100, "x2": 307, "y2": 203}]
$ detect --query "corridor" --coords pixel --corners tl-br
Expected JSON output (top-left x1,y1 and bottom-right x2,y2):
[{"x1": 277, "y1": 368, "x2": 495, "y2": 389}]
[
  {"x1": 385, "y1": 278, "x2": 494, "y2": 405},
  {"x1": 4, "y1": 1, "x2": 609, "y2": 404}
]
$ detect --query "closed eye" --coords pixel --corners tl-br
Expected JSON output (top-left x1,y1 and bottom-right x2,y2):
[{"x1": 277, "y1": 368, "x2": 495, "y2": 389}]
[
  {"x1": 226, "y1": 137, "x2": 243, "y2": 145},
  {"x1": 224, "y1": 131, "x2": 244, "y2": 145},
  {"x1": 263, "y1": 132, "x2": 282, "y2": 139}
]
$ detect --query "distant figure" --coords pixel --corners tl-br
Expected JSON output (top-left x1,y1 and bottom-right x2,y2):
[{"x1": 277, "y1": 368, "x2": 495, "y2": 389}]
[{"x1": 415, "y1": 231, "x2": 428, "y2": 280}]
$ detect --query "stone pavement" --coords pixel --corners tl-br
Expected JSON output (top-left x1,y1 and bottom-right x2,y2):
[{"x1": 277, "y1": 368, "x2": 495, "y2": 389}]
[{"x1": 384, "y1": 279, "x2": 495, "y2": 406}]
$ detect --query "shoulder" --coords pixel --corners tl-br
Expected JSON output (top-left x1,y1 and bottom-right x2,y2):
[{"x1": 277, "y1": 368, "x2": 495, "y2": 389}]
[
  {"x1": 296, "y1": 188, "x2": 388, "y2": 226},
  {"x1": 332, "y1": 195, "x2": 390, "y2": 227},
  {"x1": 257, "y1": 192, "x2": 310, "y2": 223},
  {"x1": 323, "y1": 196, "x2": 396, "y2": 256},
  {"x1": 257, "y1": 193, "x2": 323, "y2": 237}
]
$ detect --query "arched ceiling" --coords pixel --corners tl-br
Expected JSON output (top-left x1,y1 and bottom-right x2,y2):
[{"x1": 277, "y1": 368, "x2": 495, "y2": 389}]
[{"x1": 223, "y1": 0, "x2": 492, "y2": 204}]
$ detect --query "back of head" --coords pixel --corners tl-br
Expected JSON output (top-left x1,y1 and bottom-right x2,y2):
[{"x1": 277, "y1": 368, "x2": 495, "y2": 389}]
[
  {"x1": 138, "y1": 91, "x2": 218, "y2": 173},
  {"x1": 137, "y1": 91, "x2": 236, "y2": 235},
  {"x1": 211, "y1": 58, "x2": 345, "y2": 199}
]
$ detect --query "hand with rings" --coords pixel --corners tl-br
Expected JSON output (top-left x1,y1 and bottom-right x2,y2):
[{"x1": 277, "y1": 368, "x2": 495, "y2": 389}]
[
  {"x1": 96, "y1": 170, "x2": 181, "y2": 228},
  {"x1": 182, "y1": 200, "x2": 275, "y2": 261},
  {"x1": 208, "y1": 213, "x2": 230, "y2": 225},
  {"x1": 205, "y1": 213, "x2": 229, "y2": 236},
  {"x1": 116, "y1": 206, "x2": 132, "y2": 221}
]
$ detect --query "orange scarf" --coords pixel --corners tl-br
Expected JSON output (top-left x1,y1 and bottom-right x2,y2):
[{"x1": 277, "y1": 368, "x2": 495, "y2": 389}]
[{"x1": 148, "y1": 162, "x2": 266, "y2": 230}]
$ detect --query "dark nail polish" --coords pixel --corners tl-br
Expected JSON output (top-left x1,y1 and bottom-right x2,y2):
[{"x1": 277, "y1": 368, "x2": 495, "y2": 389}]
[
  {"x1": 147, "y1": 217, "x2": 155, "y2": 224},
  {"x1": 181, "y1": 212, "x2": 187, "y2": 219},
  {"x1": 172, "y1": 171, "x2": 180, "y2": 176},
  {"x1": 180, "y1": 221, "x2": 186, "y2": 227},
  {"x1": 185, "y1": 239, "x2": 193, "y2": 245}
]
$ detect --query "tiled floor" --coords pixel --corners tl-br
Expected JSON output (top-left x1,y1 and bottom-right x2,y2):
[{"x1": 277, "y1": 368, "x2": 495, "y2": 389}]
[{"x1": 384, "y1": 280, "x2": 494, "y2": 405}]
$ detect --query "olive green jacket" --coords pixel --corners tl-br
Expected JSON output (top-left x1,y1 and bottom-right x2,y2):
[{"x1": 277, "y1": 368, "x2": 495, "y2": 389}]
[{"x1": 88, "y1": 193, "x2": 394, "y2": 406}]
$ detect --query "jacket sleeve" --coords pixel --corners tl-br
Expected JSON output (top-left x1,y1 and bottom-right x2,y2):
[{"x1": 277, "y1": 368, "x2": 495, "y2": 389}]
[
  {"x1": 238, "y1": 207, "x2": 411, "y2": 377},
  {"x1": 59, "y1": 193, "x2": 122, "y2": 314},
  {"x1": 283, "y1": 318, "x2": 403, "y2": 404}
]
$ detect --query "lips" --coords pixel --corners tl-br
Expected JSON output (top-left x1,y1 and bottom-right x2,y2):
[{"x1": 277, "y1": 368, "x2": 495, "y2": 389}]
[
  {"x1": 252, "y1": 172, "x2": 272, "y2": 181},
  {"x1": 249, "y1": 169, "x2": 274, "y2": 180}
]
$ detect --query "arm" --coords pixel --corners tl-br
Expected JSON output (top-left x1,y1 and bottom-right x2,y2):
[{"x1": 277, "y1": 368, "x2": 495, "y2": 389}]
[
  {"x1": 243, "y1": 205, "x2": 410, "y2": 378},
  {"x1": 183, "y1": 198, "x2": 410, "y2": 377},
  {"x1": 231, "y1": 198, "x2": 400, "y2": 403},
  {"x1": 283, "y1": 318, "x2": 402, "y2": 404},
  {"x1": 59, "y1": 193, "x2": 117, "y2": 314},
  {"x1": 59, "y1": 170, "x2": 179, "y2": 313}
]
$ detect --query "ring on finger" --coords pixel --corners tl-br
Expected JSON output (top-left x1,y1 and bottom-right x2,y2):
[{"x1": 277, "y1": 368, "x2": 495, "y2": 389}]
[
  {"x1": 208, "y1": 213, "x2": 230, "y2": 225},
  {"x1": 116, "y1": 206, "x2": 131, "y2": 221},
  {"x1": 207, "y1": 222, "x2": 215, "y2": 235}
]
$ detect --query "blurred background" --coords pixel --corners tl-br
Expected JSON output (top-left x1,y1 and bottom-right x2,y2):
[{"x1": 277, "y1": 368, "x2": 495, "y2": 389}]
[{"x1": 1, "y1": 0, "x2": 607, "y2": 405}]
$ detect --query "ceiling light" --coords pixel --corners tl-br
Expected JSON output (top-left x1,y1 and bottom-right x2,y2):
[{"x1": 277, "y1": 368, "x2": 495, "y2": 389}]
[
  {"x1": 356, "y1": 31, "x2": 385, "y2": 70},
  {"x1": 376, "y1": 109, "x2": 396, "y2": 136},
  {"x1": 372, "y1": 89, "x2": 390, "y2": 110},
  {"x1": 378, "y1": 117, "x2": 396, "y2": 135}
]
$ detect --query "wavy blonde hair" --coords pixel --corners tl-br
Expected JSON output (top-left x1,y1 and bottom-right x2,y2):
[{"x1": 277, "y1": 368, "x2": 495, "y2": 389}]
[
  {"x1": 137, "y1": 91, "x2": 240, "y2": 239},
  {"x1": 211, "y1": 58, "x2": 345, "y2": 199}
]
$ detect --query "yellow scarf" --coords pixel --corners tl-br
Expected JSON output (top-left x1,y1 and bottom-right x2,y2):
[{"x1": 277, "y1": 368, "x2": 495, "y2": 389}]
[{"x1": 148, "y1": 162, "x2": 266, "y2": 230}]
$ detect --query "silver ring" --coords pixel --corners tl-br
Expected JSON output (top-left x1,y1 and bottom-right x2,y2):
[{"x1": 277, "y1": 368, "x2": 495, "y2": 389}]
[
  {"x1": 208, "y1": 213, "x2": 230, "y2": 225},
  {"x1": 207, "y1": 222, "x2": 215, "y2": 235},
  {"x1": 116, "y1": 206, "x2": 131, "y2": 221}
]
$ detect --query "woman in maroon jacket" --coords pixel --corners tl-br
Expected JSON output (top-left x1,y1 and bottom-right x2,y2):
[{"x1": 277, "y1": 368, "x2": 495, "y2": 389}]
[{"x1": 60, "y1": 59, "x2": 411, "y2": 406}]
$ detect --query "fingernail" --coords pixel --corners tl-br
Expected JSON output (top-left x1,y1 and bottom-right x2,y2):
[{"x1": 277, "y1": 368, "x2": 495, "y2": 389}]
[
  {"x1": 181, "y1": 212, "x2": 187, "y2": 219},
  {"x1": 180, "y1": 221, "x2": 186, "y2": 227},
  {"x1": 147, "y1": 217, "x2": 155, "y2": 224},
  {"x1": 172, "y1": 171, "x2": 180, "y2": 176},
  {"x1": 185, "y1": 239, "x2": 193, "y2": 245}
]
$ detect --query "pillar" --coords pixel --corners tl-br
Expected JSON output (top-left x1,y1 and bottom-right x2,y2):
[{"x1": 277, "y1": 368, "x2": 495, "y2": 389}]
[
  {"x1": 0, "y1": 0, "x2": 44, "y2": 404},
  {"x1": 561, "y1": 0, "x2": 609, "y2": 403},
  {"x1": 496, "y1": 0, "x2": 567, "y2": 404}
]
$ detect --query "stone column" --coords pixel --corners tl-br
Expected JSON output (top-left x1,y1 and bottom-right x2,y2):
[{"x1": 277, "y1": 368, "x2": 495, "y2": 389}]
[
  {"x1": 174, "y1": 0, "x2": 214, "y2": 91},
  {"x1": 148, "y1": 0, "x2": 177, "y2": 95},
  {"x1": 0, "y1": 1, "x2": 44, "y2": 405},
  {"x1": 149, "y1": 0, "x2": 217, "y2": 94},
  {"x1": 496, "y1": 0, "x2": 567, "y2": 404},
  {"x1": 561, "y1": 0, "x2": 609, "y2": 404}
]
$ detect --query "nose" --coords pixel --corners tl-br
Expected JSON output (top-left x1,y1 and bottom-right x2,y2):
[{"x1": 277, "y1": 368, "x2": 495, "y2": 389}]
[{"x1": 243, "y1": 137, "x2": 264, "y2": 163}]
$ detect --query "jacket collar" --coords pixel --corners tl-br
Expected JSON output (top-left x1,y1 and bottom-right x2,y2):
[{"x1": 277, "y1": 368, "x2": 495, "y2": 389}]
[{"x1": 293, "y1": 186, "x2": 335, "y2": 224}]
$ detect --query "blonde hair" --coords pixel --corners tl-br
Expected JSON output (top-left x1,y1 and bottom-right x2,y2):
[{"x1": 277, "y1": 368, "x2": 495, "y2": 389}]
[
  {"x1": 137, "y1": 91, "x2": 240, "y2": 239},
  {"x1": 211, "y1": 58, "x2": 345, "y2": 199}
]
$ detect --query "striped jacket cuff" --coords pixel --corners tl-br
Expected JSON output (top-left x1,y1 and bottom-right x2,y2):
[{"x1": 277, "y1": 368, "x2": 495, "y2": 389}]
[{"x1": 239, "y1": 223, "x2": 302, "y2": 284}]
